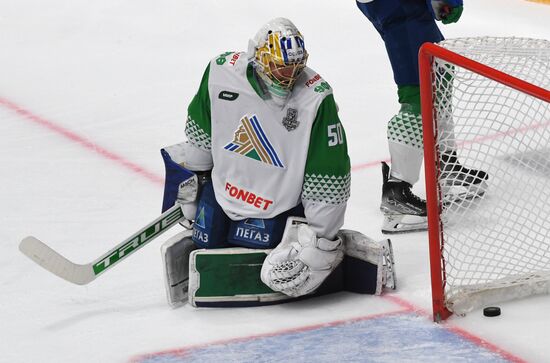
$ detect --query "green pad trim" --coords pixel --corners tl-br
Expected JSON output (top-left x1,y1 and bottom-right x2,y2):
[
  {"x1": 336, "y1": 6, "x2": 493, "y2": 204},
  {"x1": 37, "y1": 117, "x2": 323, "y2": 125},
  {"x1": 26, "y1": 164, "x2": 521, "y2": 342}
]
[{"x1": 189, "y1": 248, "x2": 292, "y2": 306}]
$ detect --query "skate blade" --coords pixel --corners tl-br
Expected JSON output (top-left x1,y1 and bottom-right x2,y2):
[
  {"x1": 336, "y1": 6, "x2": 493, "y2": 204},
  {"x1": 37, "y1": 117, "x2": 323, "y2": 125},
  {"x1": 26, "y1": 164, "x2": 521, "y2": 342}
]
[
  {"x1": 381, "y1": 214, "x2": 427, "y2": 234},
  {"x1": 442, "y1": 180, "x2": 488, "y2": 206}
]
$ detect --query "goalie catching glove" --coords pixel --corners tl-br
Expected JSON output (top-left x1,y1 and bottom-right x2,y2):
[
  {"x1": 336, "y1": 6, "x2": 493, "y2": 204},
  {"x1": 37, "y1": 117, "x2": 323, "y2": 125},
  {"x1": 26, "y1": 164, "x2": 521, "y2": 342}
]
[{"x1": 260, "y1": 218, "x2": 344, "y2": 297}]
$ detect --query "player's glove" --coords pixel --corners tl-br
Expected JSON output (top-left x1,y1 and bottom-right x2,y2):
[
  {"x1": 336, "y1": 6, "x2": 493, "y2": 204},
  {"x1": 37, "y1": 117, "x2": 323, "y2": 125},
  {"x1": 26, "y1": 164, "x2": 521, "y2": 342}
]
[
  {"x1": 176, "y1": 174, "x2": 200, "y2": 221},
  {"x1": 161, "y1": 144, "x2": 211, "y2": 229},
  {"x1": 428, "y1": 0, "x2": 463, "y2": 24}
]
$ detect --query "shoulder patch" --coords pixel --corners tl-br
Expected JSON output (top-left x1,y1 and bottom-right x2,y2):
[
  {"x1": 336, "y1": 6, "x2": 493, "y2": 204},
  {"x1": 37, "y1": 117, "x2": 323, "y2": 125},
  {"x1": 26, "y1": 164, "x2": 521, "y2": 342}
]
[
  {"x1": 228, "y1": 52, "x2": 242, "y2": 66},
  {"x1": 305, "y1": 74, "x2": 322, "y2": 88},
  {"x1": 303, "y1": 73, "x2": 331, "y2": 94},
  {"x1": 215, "y1": 51, "x2": 233, "y2": 65},
  {"x1": 312, "y1": 80, "x2": 331, "y2": 94},
  {"x1": 215, "y1": 51, "x2": 244, "y2": 67}
]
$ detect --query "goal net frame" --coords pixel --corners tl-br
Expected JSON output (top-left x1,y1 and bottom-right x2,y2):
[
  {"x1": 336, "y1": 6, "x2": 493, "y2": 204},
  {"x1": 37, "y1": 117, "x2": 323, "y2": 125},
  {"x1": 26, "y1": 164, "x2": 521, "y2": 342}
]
[{"x1": 419, "y1": 40, "x2": 550, "y2": 322}]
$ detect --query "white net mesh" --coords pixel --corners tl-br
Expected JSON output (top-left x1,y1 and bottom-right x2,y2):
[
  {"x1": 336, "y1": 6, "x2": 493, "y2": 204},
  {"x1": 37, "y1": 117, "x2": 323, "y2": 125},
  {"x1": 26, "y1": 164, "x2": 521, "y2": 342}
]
[{"x1": 431, "y1": 37, "x2": 550, "y2": 315}]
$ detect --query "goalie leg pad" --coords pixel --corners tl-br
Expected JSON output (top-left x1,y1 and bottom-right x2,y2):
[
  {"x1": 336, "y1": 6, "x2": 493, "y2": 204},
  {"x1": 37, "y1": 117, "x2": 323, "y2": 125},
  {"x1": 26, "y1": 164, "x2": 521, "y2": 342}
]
[
  {"x1": 161, "y1": 230, "x2": 196, "y2": 307},
  {"x1": 339, "y1": 229, "x2": 396, "y2": 295},
  {"x1": 187, "y1": 247, "x2": 344, "y2": 307},
  {"x1": 184, "y1": 229, "x2": 396, "y2": 308},
  {"x1": 188, "y1": 248, "x2": 293, "y2": 307}
]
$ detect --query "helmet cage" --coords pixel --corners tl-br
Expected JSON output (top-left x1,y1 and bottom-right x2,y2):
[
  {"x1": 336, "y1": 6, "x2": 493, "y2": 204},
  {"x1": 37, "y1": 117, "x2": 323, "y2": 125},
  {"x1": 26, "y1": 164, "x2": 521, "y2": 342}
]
[{"x1": 255, "y1": 30, "x2": 308, "y2": 90}]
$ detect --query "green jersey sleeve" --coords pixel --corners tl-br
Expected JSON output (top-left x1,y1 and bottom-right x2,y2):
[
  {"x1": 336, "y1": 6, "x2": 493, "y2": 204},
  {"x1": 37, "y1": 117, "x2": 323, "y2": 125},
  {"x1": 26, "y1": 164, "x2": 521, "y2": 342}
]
[
  {"x1": 185, "y1": 63, "x2": 212, "y2": 151},
  {"x1": 302, "y1": 94, "x2": 351, "y2": 205}
]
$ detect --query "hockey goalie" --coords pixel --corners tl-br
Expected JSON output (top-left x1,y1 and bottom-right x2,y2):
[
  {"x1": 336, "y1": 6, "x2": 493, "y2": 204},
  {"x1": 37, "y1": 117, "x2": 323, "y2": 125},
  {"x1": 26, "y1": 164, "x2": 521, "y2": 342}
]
[{"x1": 159, "y1": 18, "x2": 395, "y2": 307}]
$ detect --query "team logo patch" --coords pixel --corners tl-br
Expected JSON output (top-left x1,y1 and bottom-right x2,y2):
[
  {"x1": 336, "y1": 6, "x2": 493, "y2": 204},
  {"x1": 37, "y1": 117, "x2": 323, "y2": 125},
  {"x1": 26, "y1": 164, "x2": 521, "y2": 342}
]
[
  {"x1": 282, "y1": 108, "x2": 299, "y2": 131},
  {"x1": 224, "y1": 114, "x2": 284, "y2": 168},
  {"x1": 218, "y1": 91, "x2": 239, "y2": 101},
  {"x1": 195, "y1": 207, "x2": 206, "y2": 228}
]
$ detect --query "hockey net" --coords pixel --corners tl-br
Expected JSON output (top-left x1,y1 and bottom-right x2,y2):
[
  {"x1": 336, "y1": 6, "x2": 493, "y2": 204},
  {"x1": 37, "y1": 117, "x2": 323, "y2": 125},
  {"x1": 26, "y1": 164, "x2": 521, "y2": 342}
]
[{"x1": 419, "y1": 37, "x2": 550, "y2": 321}]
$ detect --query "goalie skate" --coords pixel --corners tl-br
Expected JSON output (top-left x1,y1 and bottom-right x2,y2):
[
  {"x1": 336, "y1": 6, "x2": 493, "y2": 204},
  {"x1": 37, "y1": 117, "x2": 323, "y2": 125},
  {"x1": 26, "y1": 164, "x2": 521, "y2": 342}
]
[{"x1": 380, "y1": 162, "x2": 427, "y2": 234}]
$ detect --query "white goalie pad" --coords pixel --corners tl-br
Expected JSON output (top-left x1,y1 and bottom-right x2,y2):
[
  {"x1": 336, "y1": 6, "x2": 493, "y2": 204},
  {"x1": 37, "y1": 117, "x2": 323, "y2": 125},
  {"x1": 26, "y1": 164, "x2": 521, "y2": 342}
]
[
  {"x1": 260, "y1": 217, "x2": 345, "y2": 297},
  {"x1": 339, "y1": 230, "x2": 396, "y2": 294},
  {"x1": 161, "y1": 230, "x2": 195, "y2": 307}
]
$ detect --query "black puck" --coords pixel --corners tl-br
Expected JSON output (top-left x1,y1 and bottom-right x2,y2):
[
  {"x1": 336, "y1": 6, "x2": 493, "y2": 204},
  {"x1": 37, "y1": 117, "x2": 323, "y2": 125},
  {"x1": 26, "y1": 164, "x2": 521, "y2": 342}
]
[{"x1": 483, "y1": 306, "x2": 501, "y2": 317}]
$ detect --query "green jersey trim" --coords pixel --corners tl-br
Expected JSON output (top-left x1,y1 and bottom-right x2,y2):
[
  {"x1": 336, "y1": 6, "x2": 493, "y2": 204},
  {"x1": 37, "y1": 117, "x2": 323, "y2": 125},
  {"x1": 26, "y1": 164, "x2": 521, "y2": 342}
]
[
  {"x1": 302, "y1": 94, "x2": 351, "y2": 205},
  {"x1": 387, "y1": 111, "x2": 423, "y2": 150},
  {"x1": 186, "y1": 63, "x2": 212, "y2": 150}
]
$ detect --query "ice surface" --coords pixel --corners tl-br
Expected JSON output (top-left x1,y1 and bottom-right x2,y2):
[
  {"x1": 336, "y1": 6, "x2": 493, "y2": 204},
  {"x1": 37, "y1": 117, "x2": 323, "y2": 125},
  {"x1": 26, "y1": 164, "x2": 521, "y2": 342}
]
[{"x1": 1, "y1": 0, "x2": 549, "y2": 362}]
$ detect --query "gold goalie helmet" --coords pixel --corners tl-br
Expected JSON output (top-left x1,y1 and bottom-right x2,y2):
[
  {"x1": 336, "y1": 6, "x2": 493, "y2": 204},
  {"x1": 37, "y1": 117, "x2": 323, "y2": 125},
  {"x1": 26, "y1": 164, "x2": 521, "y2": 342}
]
[{"x1": 250, "y1": 18, "x2": 308, "y2": 92}]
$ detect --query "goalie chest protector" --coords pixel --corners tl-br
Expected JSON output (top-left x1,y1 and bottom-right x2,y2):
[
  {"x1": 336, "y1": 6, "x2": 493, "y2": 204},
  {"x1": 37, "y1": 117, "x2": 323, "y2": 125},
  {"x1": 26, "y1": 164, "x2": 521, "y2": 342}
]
[{"x1": 206, "y1": 52, "x2": 331, "y2": 220}]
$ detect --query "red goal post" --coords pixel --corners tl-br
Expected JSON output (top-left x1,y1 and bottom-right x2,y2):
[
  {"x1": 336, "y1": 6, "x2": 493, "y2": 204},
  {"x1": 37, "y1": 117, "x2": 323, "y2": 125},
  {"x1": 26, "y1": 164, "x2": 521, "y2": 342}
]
[{"x1": 419, "y1": 38, "x2": 550, "y2": 322}]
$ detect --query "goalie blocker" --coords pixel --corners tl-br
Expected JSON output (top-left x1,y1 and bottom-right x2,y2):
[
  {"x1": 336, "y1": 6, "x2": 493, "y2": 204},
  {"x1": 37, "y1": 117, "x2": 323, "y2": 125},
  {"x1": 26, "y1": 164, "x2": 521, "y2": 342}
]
[{"x1": 162, "y1": 218, "x2": 396, "y2": 308}]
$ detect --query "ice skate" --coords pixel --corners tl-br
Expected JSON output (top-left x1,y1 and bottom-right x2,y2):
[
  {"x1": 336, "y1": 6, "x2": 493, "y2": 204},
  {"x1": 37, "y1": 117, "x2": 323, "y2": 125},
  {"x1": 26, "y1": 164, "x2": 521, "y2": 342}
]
[
  {"x1": 380, "y1": 162, "x2": 427, "y2": 234},
  {"x1": 440, "y1": 151, "x2": 489, "y2": 204}
]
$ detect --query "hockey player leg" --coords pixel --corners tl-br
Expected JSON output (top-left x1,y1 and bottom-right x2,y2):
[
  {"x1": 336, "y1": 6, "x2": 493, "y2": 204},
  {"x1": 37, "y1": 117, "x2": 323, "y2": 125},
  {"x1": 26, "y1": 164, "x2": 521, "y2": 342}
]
[
  {"x1": 433, "y1": 66, "x2": 490, "y2": 204},
  {"x1": 161, "y1": 230, "x2": 196, "y2": 307},
  {"x1": 380, "y1": 161, "x2": 427, "y2": 234},
  {"x1": 340, "y1": 229, "x2": 396, "y2": 295},
  {"x1": 382, "y1": 88, "x2": 428, "y2": 234}
]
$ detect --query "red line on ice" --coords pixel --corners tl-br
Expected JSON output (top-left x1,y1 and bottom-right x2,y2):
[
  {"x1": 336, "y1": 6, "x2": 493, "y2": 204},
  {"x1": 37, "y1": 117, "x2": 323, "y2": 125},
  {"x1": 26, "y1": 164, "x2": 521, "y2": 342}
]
[
  {"x1": 130, "y1": 295, "x2": 526, "y2": 363},
  {"x1": 0, "y1": 96, "x2": 164, "y2": 186},
  {"x1": 351, "y1": 157, "x2": 390, "y2": 171},
  {"x1": 1, "y1": 96, "x2": 387, "y2": 180},
  {"x1": 383, "y1": 295, "x2": 527, "y2": 363},
  {"x1": 128, "y1": 307, "x2": 413, "y2": 363}
]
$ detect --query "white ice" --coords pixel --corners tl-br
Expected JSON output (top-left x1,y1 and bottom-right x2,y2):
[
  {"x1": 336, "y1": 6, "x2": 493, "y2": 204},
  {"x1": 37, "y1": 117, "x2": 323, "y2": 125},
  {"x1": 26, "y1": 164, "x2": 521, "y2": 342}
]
[{"x1": 1, "y1": 0, "x2": 549, "y2": 362}]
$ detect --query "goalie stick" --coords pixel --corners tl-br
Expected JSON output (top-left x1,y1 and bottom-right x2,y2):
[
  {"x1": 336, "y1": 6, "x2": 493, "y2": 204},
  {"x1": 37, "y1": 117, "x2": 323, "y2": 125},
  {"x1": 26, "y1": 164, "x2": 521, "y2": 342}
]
[{"x1": 19, "y1": 204, "x2": 186, "y2": 285}]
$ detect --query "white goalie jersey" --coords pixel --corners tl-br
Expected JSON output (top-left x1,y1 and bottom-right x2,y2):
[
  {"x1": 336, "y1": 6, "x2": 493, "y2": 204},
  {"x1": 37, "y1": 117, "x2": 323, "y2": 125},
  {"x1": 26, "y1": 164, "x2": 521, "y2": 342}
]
[{"x1": 182, "y1": 51, "x2": 351, "y2": 239}]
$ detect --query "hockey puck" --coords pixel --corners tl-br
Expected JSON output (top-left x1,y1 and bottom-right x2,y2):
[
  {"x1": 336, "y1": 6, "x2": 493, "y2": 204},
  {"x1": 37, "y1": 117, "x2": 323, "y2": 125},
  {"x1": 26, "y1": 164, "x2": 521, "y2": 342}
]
[{"x1": 483, "y1": 306, "x2": 501, "y2": 317}]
